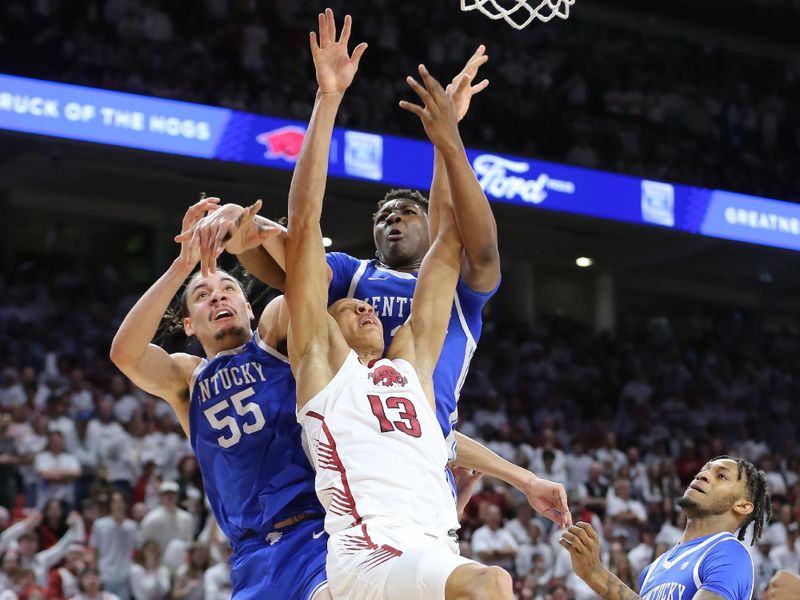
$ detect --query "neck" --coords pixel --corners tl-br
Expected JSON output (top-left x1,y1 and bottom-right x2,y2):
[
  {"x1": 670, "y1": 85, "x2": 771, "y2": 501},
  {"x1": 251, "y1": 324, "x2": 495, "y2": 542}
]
[
  {"x1": 358, "y1": 349, "x2": 383, "y2": 365},
  {"x1": 376, "y1": 257, "x2": 423, "y2": 273},
  {"x1": 203, "y1": 331, "x2": 252, "y2": 359},
  {"x1": 681, "y1": 515, "x2": 738, "y2": 544}
]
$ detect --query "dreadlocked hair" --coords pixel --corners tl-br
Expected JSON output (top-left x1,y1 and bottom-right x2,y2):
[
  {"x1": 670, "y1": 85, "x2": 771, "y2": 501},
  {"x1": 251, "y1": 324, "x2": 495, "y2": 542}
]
[
  {"x1": 373, "y1": 189, "x2": 429, "y2": 221},
  {"x1": 156, "y1": 264, "x2": 268, "y2": 348},
  {"x1": 712, "y1": 455, "x2": 772, "y2": 545}
]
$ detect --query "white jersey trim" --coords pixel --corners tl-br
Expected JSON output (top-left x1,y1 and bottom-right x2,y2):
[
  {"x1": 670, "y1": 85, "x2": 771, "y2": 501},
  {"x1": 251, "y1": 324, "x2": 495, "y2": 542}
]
[
  {"x1": 253, "y1": 329, "x2": 290, "y2": 363},
  {"x1": 661, "y1": 531, "x2": 730, "y2": 570},
  {"x1": 640, "y1": 551, "x2": 666, "y2": 591},
  {"x1": 346, "y1": 260, "x2": 370, "y2": 298},
  {"x1": 189, "y1": 358, "x2": 209, "y2": 396}
]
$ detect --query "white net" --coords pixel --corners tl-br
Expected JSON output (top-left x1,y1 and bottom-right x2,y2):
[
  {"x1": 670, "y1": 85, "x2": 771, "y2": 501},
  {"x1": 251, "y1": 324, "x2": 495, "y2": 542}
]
[{"x1": 460, "y1": 0, "x2": 575, "y2": 29}]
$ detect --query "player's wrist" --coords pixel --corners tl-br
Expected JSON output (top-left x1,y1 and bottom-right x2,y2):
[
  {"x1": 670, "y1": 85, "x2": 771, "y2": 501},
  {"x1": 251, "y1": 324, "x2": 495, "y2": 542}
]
[{"x1": 169, "y1": 257, "x2": 196, "y2": 279}]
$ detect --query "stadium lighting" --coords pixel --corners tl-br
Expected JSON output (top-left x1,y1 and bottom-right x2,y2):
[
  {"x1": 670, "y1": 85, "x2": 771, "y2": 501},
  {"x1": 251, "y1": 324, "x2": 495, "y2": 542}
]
[
  {"x1": 323, "y1": 237, "x2": 333, "y2": 248},
  {"x1": 576, "y1": 256, "x2": 593, "y2": 268}
]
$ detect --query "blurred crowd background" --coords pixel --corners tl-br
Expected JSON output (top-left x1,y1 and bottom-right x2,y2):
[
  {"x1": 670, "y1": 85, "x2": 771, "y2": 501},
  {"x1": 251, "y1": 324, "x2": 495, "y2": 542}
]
[
  {"x1": 1, "y1": 0, "x2": 799, "y2": 202},
  {"x1": 0, "y1": 259, "x2": 798, "y2": 599}
]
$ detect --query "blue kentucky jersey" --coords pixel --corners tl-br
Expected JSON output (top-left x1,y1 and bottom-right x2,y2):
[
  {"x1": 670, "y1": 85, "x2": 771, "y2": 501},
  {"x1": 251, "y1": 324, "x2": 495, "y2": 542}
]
[
  {"x1": 188, "y1": 332, "x2": 321, "y2": 549},
  {"x1": 326, "y1": 252, "x2": 497, "y2": 459},
  {"x1": 639, "y1": 532, "x2": 754, "y2": 600}
]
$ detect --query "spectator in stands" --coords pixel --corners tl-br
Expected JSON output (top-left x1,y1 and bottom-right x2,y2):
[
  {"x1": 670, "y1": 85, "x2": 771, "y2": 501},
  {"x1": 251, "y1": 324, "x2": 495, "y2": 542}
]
[
  {"x1": 71, "y1": 567, "x2": 119, "y2": 600},
  {"x1": 89, "y1": 491, "x2": 137, "y2": 600},
  {"x1": 577, "y1": 462, "x2": 608, "y2": 519},
  {"x1": 203, "y1": 541, "x2": 232, "y2": 600},
  {"x1": 88, "y1": 399, "x2": 136, "y2": 495},
  {"x1": 34, "y1": 431, "x2": 81, "y2": 510},
  {"x1": 17, "y1": 415, "x2": 49, "y2": 507},
  {"x1": 37, "y1": 499, "x2": 67, "y2": 550},
  {"x1": 0, "y1": 415, "x2": 18, "y2": 510},
  {"x1": 45, "y1": 543, "x2": 86, "y2": 599},
  {"x1": 138, "y1": 481, "x2": 193, "y2": 557},
  {"x1": 606, "y1": 479, "x2": 647, "y2": 542},
  {"x1": 171, "y1": 542, "x2": 208, "y2": 600},
  {"x1": 129, "y1": 540, "x2": 170, "y2": 600},
  {"x1": 769, "y1": 521, "x2": 800, "y2": 573},
  {"x1": 471, "y1": 504, "x2": 519, "y2": 572},
  {"x1": 16, "y1": 511, "x2": 84, "y2": 587}
]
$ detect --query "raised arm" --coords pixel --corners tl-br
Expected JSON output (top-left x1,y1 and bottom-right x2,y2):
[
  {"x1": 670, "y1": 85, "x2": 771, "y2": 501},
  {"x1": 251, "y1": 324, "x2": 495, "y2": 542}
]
[
  {"x1": 285, "y1": 9, "x2": 366, "y2": 404},
  {"x1": 389, "y1": 67, "x2": 468, "y2": 395},
  {"x1": 110, "y1": 198, "x2": 216, "y2": 433},
  {"x1": 428, "y1": 47, "x2": 499, "y2": 293}
]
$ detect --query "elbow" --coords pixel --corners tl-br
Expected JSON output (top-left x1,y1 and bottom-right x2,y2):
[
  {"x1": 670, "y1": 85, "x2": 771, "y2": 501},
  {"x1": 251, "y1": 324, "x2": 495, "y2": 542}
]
[
  {"x1": 466, "y1": 243, "x2": 500, "y2": 272},
  {"x1": 109, "y1": 336, "x2": 135, "y2": 370}
]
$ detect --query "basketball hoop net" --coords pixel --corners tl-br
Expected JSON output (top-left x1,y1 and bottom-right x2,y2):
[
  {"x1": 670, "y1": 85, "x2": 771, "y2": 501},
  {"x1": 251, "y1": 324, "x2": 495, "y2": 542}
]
[{"x1": 461, "y1": 0, "x2": 575, "y2": 30}]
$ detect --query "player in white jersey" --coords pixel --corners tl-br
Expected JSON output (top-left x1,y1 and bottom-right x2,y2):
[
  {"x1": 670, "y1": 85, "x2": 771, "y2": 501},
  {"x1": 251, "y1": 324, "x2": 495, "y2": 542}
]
[
  {"x1": 284, "y1": 9, "x2": 513, "y2": 598},
  {"x1": 560, "y1": 456, "x2": 772, "y2": 600},
  {"x1": 185, "y1": 50, "x2": 571, "y2": 532}
]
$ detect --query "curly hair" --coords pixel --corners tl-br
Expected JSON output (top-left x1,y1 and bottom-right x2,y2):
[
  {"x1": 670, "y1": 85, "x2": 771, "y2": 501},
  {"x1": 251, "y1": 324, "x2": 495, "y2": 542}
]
[
  {"x1": 712, "y1": 455, "x2": 772, "y2": 545},
  {"x1": 373, "y1": 188, "x2": 429, "y2": 222}
]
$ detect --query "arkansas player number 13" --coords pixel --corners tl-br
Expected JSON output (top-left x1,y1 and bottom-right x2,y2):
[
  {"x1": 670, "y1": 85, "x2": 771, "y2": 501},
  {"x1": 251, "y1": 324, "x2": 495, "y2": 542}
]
[{"x1": 367, "y1": 395, "x2": 422, "y2": 438}]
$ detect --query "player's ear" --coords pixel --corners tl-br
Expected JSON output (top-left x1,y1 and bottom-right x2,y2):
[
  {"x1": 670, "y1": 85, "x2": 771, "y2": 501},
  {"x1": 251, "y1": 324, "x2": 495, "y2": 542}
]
[
  {"x1": 246, "y1": 302, "x2": 255, "y2": 321},
  {"x1": 733, "y1": 499, "x2": 754, "y2": 517},
  {"x1": 183, "y1": 316, "x2": 194, "y2": 337}
]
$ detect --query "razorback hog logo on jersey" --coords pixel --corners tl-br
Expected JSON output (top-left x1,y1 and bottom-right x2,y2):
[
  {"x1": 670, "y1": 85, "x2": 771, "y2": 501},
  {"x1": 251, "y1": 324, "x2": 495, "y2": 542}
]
[
  {"x1": 256, "y1": 126, "x2": 306, "y2": 162},
  {"x1": 369, "y1": 365, "x2": 407, "y2": 388}
]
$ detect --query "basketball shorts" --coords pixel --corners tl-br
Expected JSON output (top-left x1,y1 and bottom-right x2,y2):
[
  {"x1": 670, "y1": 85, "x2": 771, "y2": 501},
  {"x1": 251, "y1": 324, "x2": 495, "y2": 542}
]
[
  {"x1": 326, "y1": 519, "x2": 477, "y2": 600},
  {"x1": 230, "y1": 516, "x2": 329, "y2": 600}
]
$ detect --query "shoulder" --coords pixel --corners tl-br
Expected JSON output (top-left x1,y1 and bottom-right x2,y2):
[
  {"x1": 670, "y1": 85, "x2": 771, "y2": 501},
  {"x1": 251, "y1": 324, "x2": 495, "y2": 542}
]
[
  {"x1": 703, "y1": 536, "x2": 753, "y2": 566},
  {"x1": 170, "y1": 352, "x2": 203, "y2": 375}
]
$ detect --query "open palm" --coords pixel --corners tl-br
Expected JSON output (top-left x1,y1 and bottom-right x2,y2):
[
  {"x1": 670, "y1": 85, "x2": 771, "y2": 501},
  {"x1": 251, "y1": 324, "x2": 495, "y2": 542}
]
[{"x1": 310, "y1": 9, "x2": 367, "y2": 95}]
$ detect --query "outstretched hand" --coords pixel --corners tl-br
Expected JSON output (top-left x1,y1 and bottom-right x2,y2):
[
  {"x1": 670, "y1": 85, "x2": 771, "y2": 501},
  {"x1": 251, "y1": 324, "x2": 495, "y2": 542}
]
[
  {"x1": 174, "y1": 200, "x2": 271, "y2": 276},
  {"x1": 522, "y1": 476, "x2": 572, "y2": 528},
  {"x1": 448, "y1": 45, "x2": 490, "y2": 122},
  {"x1": 176, "y1": 196, "x2": 220, "y2": 271},
  {"x1": 559, "y1": 522, "x2": 603, "y2": 582},
  {"x1": 310, "y1": 8, "x2": 368, "y2": 96},
  {"x1": 399, "y1": 64, "x2": 464, "y2": 153}
]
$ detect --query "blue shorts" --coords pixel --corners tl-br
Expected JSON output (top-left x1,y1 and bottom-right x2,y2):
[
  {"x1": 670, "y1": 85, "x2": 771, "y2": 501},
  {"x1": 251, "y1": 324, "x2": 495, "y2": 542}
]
[{"x1": 230, "y1": 516, "x2": 328, "y2": 600}]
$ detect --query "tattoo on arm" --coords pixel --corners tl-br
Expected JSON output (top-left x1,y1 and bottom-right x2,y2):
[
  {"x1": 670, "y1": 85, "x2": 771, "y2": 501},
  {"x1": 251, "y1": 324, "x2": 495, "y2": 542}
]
[{"x1": 603, "y1": 572, "x2": 642, "y2": 600}]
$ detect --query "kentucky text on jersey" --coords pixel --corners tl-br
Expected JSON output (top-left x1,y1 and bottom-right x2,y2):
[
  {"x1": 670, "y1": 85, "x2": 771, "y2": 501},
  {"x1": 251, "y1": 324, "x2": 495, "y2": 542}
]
[
  {"x1": 364, "y1": 295, "x2": 411, "y2": 319},
  {"x1": 188, "y1": 332, "x2": 321, "y2": 548},
  {"x1": 196, "y1": 362, "x2": 268, "y2": 402}
]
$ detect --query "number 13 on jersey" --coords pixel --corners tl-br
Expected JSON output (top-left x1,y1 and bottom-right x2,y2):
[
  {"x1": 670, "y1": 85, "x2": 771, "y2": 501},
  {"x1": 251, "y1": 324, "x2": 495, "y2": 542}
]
[{"x1": 367, "y1": 395, "x2": 422, "y2": 437}]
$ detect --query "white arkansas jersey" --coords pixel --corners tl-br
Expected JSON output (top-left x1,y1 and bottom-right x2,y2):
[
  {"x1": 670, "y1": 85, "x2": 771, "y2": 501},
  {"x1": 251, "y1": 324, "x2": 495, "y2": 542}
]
[{"x1": 298, "y1": 351, "x2": 460, "y2": 538}]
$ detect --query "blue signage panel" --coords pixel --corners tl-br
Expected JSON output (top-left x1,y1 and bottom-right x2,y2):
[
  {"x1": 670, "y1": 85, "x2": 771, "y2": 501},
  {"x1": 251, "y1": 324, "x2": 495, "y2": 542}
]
[{"x1": 0, "y1": 73, "x2": 796, "y2": 252}]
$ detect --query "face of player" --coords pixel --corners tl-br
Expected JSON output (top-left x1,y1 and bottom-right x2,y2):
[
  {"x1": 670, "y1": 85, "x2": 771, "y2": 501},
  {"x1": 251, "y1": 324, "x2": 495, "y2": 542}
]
[
  {"x1": 329, "y1": 299, "x2": 384, "y2": 355},
  {"x1": 372, "y1": 199, "x2": 430, "y2": 268},
  {"x1": 678, "y1": 458, "x2": 753, "y2": 520},
  {"x1": 183, "y1": 271, "x2": 254, "y2": 353}
]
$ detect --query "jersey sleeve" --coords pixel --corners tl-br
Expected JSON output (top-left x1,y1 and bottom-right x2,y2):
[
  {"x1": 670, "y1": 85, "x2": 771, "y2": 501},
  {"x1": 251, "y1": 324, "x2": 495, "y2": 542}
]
[
  {"x1": 455, "y1": 277, "x2": 499, "y2": 337},
  {"x1": 326, "y1": 252, "x2": 362, "y2": 306},
  {"x1": 698, "y1": 539, "x2": 754, "y2": 600}
]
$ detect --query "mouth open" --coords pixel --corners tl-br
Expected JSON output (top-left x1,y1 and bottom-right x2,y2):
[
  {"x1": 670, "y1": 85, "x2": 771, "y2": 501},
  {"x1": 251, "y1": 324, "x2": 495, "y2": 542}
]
[
  {"x1": 387, "y1": 228, "x2": 404, "y2": 242},
  {"x1": 360, "y1": 317, "x2": 377, "y2": 327},
  {"x1": 212, "y1": 309, "x2": 235, "y2": 322}
]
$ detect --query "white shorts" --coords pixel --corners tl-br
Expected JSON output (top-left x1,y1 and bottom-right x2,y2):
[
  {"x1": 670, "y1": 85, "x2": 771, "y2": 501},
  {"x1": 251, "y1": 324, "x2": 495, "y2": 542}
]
[{"x1": 326, "y1": 520, "x2": 477, "y2": 600}]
